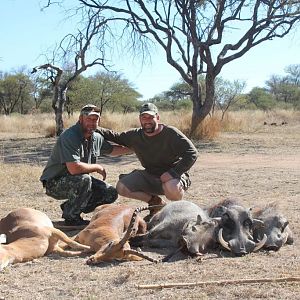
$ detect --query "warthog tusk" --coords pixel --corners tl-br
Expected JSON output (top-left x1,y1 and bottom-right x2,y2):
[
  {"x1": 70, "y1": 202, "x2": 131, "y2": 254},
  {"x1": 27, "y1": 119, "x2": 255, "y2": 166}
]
[
  {"x1": 282, "y1": 232, "x2": 288, "y2": 245},
  {"x1": 253, "y1": 234, "x2": 267, "y2": 252},
  {"x1": 218, "y1": 228, "x2": 231, "y2": 251}
]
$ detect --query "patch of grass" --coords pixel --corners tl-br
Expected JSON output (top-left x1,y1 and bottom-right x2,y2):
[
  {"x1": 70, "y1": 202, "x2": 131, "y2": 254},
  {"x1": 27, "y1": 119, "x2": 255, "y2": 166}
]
[{"x1": 0, "y1": 109, "x2": 298, "y2": 140}]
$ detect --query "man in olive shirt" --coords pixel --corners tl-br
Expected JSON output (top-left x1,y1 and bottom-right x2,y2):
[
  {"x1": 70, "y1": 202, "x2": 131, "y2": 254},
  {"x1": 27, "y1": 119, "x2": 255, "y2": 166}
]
[
  {"x1": 41, "y1": 104, "x2": 131, "y2": 226},
  {"x1": 97, "y1": 103, "x2": 198, "y2": 218}
]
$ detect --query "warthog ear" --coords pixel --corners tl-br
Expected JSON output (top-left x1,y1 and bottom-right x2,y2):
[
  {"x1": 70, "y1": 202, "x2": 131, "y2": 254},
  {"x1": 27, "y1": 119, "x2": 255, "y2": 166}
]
[
  {"x1": 212, "y1": 206, "x2": 227, "y2": 217},
  {"x1": 252, "y1": 219, "x2": 265, "y2": 229},
  {"x1": 282, "y1": 221, "x2": 289, "y2": 231},
  {"x1": 182, "y1": 219, "x2": 193, "y2": 232},
  {"x1": 196, "y1": 214, "x2": 203, "y2": 225}
]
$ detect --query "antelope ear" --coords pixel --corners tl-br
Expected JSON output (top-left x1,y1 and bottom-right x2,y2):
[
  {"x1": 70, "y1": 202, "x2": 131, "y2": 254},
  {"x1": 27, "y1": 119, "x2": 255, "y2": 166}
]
[
  {"x1": 99, "y1": 241, "x2": 115, "y2": 252},
  {"x1": 0, "y1": 234, "x2": 6, "y2": 244}
]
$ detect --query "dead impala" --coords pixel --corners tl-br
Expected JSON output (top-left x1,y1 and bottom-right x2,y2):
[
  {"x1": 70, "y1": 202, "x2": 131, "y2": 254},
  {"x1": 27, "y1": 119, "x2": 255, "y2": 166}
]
[
  {"x1": 73, "y1": 203, "x2": 158, "y2": 264},
  {"x1": 0, "y1": 207, "x2": 91, "y2": 271}
]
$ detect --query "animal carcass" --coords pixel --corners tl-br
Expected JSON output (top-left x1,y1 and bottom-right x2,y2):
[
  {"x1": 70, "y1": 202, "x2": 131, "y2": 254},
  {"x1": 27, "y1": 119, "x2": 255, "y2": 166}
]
[
  {"x1": 252, "y1": 202, "x2": 294, "y2": 251},
  {"x1": 208, "y1": 199, "x2": 267, "y2": 256},
  {"x1": 0, "y1": 208, "x2": 90, "y2": 270},
  {"x1": 131, "y1": 200, "x2": 220, "y2": 256},
  {"x1": 73, "y1": 203, "x2": 157, "y2": 264}
]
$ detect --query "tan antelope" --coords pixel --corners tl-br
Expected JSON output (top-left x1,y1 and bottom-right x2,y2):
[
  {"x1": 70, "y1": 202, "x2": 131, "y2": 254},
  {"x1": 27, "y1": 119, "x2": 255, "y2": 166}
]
[
  {"x1": 0, "y1": 207, "x2": 91, "y2": 270},
  {"x1": 73, "y1": 203, "x2": 158, "y2": 264}
]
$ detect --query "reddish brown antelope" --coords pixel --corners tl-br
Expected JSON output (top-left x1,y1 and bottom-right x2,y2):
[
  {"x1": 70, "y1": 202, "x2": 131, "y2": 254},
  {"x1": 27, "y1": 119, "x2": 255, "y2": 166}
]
[
  {"x1": 0, "y1": 208, "x2": 91, "y2": 271},
  {"x1": 73, "y1": 203, "x2": 158, "y2": 264}
]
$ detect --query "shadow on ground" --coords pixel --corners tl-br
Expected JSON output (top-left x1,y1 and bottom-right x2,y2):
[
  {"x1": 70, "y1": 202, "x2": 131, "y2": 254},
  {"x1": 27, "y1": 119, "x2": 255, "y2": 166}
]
[{"x1": 0, "y1": 137, "x2": 139, "y2": 166}]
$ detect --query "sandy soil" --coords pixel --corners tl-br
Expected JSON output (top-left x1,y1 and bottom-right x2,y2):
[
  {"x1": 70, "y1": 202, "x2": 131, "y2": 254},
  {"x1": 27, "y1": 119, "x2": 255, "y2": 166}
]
[{"x1": 0, "y1": 122, "x2": 299, "y2": 299}]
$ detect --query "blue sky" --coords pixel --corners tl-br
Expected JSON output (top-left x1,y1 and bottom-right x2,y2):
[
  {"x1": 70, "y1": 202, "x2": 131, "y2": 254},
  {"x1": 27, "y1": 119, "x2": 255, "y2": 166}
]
[{"x1": 1, "y1": 0, "x2": 300, "y2": 100}]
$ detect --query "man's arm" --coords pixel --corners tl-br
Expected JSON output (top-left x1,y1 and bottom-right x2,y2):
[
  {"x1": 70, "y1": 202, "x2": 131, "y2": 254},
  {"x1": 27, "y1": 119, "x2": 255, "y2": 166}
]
[
  {"x1": 162, "y1": 127, "x2": 198, "y2": 180},
  {"x1": 66, "y1": 162, "x2": 107, "y2": 180},
  {"x1": 110, "y1": 145, "x2": 134, "y2": 156},
  {"x1": 96, "y1": 127, "x2": 133, "y2": 147}
]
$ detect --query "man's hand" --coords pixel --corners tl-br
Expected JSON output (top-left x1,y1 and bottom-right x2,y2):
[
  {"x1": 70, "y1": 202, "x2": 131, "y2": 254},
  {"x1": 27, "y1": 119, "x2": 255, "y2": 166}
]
[{"x1": 96, "y1": 164, "x2": 107, "y2": 180}]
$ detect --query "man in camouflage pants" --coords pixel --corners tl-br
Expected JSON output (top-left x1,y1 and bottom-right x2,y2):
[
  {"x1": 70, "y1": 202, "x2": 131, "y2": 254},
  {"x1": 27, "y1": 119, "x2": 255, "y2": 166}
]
[{"x1": 40, "y1": 104, "x2": 132, "y2": 226}]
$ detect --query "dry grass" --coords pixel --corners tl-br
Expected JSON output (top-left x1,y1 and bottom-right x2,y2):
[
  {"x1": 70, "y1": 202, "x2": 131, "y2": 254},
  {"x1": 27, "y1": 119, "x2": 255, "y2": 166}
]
[
  {"x1": 0, "y1": 115, "x2": 300, "y2": 299},
  {"x1": 1, "y1": 109, "x2": 298, "y2": 140}
]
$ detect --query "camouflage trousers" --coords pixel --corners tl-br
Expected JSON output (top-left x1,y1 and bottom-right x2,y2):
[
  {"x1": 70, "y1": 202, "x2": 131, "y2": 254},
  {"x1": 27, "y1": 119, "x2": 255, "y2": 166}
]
[{"x1": 45, "y1": 173, "x2": 118, "y2": 220}]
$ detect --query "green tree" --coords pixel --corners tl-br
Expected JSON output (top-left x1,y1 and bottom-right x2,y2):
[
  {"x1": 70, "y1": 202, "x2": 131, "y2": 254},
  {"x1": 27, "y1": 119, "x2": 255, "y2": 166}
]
[
  {"x1": 247, "y1": 87, "x2": 277, "y2": 111},
  {"x1": 266, "y1": 64, "x2": 300, "y2": 108},
  {"x1": 31, "y1": 75, "x2": 53, "y2": 110},
  {"x1": 0, "y1": 71, "x2": 33, "y2": 115},
  {"x1": 163, "y1": 81, "x2": 193, "y2": 110},
  {"x1": 68, "y1": 72, "x2": 141, "y2": 114},
  {"x1": 214, "y1": 78, "x2": 246, "y2": 120}
]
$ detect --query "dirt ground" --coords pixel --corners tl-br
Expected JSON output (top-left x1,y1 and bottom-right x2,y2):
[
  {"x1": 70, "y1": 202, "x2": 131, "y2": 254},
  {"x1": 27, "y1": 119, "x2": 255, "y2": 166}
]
[{"x1": 0, "y1": 122, "x2": 299, "y2": 300}]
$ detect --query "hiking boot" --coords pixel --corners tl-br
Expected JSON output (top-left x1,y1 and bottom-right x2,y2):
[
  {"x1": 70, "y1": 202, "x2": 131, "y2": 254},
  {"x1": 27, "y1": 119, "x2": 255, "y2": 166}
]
[
  {"x1": 144, "y1": 196, "x2": 166, "y2": 222},
  {"x1": 64, "y1": 217, "x2": 90, "y2": 226}
]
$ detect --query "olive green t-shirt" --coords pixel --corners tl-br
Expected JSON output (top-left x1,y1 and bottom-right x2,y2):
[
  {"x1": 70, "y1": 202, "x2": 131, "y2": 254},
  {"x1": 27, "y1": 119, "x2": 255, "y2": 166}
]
[{"x1": 40, "y1": 122, "x2": 113, "y2": 182}]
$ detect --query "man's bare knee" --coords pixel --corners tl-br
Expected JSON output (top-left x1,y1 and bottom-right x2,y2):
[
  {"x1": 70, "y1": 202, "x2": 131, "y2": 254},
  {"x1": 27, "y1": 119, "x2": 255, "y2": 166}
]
[
  {"x1": 116, "y1": 181, "x2": 131, "y2": 197},
  {"x1": 163, "y1": 179, "x2": 184, "y2": 200}
]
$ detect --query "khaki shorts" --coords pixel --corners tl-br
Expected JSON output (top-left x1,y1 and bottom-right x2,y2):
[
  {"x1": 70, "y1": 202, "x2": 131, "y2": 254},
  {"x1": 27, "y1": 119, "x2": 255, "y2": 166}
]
[{"x1": 118, "y1": 169, "x2": 191, "y2": 195}]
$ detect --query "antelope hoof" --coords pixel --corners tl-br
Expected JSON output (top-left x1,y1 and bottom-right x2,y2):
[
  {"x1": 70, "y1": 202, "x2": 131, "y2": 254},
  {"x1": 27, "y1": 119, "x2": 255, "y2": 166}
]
[{"x1": 86, "y1": 255, "x2": 97, "y2": 265}]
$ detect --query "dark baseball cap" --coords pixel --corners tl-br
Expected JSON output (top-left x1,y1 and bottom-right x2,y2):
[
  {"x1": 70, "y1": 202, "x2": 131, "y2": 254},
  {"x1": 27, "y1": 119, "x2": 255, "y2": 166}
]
[
  {"x1": 139, "y1": 103, "x2": 158, "y2": 116},
  {"x1": 80, "y1": 104, "x2": 101, "y2": 117}
]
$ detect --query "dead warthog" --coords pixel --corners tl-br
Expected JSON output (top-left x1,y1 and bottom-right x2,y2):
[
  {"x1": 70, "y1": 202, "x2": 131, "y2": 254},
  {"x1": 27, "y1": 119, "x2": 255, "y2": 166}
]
[
  {"x1": 208, "y1": 199, "x2": 267, "y2": 256},
  {"x1": 252, "y1": 202, "x2": 294, "y2": 251},
  {"x1": 131, "y1": 200, "x2": 220, "y2": 257}
]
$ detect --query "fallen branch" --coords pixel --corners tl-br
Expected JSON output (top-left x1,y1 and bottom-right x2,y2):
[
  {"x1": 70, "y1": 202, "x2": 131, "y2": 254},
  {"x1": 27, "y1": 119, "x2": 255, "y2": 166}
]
[{"x1": 137, "y1": 276, "x2": 300, "y2": 289}]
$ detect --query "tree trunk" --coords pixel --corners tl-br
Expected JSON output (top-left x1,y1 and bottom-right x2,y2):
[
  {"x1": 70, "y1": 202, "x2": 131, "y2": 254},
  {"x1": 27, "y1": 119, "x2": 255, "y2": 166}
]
[
  {"x1": 52, "y1": 85, "x2": 67, "y2": 136},
  {"x1": 190, "y1": 74, "x2": 215, "y2": 136}
]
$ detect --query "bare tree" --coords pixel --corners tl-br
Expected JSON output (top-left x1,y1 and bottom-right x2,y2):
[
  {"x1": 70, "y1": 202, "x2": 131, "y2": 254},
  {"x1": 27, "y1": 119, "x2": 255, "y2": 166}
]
[
  {"x1": 32, "y1": 11, "x2": 109, "y2": 135},
  {"x1": 77, "y1": 0, "x2": 300, "y2": 136},
  {"x1": 285, "y1": 64, "x2": 300, "y2": 86}
]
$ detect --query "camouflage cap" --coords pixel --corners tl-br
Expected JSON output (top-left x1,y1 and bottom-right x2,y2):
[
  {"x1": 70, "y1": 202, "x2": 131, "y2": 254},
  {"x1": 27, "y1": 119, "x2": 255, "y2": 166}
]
[
  {"x1": 139, "y1": 103, "x2": 158, "y2": 116},
  {"x1": 80, "y1": 104, "x2": 101, "y2": 117}
]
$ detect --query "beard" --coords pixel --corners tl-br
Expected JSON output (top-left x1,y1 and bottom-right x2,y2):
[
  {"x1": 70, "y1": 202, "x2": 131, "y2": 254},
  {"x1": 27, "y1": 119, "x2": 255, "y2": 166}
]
[
  {"x1": 83, "y1": 126, "x2": 96, "y2": 136},
  {"x1": 142, "y1": 123, "x2": 156, "y2": 134}
]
